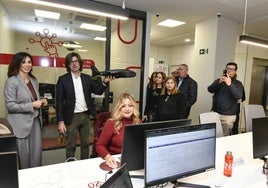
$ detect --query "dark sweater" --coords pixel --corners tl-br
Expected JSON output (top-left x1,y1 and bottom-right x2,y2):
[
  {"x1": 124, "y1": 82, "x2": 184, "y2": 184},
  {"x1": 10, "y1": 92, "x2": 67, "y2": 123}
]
[
  {"x1": 156, "y1": 92, "x2": 187, "y2": 121},
  {"x1": 96, "y1": 117, "x2": 135, "y2": 159}
]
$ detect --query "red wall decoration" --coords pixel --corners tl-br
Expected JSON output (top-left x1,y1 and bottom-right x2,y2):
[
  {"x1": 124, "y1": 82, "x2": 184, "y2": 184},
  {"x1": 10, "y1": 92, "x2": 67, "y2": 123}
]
[{"x1": 28, "y1": 28, "x2": 62, "y2": 58}]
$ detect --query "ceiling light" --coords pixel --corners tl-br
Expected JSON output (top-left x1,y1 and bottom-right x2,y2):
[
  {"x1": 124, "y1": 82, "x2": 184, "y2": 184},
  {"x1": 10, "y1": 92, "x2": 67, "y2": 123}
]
[
  {"x1": 80, "y1": 23, "x2": 106, "y2": 31},
  {"x1": 94, "y1": 37, "x2": 107, "y2": 41},
  {"x1": 157, "y1": 19, "x2": 185, "y2": 28},
  {"x1": 20, "y1": 0, "x2": 128, "y2": 20},
  {"x1": 62, "y1": 41, "x2": 82, "y2": 51},
  {"x1": 239, "y1": 35, "x2": 268, "y2": 48},
  {"x1": 34, "y1": 9, "x2": 60, "y2": 20},
  {"x1": 239, "y1": 0, "x2": 268, "y2": 48},
  {"x1": 77, "y1": 49, "x2": 88, "y2": 52},
  {"x1": 185, "y1": 38, "x2": 191, "y2": 42}
]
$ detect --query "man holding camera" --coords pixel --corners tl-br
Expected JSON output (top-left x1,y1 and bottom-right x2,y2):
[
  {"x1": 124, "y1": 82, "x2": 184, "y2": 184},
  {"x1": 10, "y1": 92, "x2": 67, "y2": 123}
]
[{"x1": 207, "y1": 62, "x2": 244, "y2": 136}]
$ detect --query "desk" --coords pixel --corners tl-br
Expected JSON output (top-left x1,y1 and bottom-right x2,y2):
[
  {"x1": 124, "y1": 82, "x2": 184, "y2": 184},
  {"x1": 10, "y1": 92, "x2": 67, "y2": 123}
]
[{"x1": 19, "y1": 132, "x2": 267, "y2": 188}]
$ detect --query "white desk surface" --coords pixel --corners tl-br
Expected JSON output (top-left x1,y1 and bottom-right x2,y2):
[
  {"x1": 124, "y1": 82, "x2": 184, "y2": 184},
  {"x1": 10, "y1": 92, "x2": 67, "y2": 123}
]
[{"x1": 19, "y1": 132, "x2": 267, "y2": 188}]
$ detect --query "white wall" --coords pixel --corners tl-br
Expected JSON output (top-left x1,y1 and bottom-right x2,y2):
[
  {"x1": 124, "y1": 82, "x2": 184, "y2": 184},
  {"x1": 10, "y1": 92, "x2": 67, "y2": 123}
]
[{"x1": 149, "y1": 38, "x2": 268, "y2": 129}]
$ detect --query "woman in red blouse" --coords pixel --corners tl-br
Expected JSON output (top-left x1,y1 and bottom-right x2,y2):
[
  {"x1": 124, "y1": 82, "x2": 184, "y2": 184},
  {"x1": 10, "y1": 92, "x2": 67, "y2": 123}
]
[{"x1": 96, "y1": 93, "x2": 141, "y2": 168}]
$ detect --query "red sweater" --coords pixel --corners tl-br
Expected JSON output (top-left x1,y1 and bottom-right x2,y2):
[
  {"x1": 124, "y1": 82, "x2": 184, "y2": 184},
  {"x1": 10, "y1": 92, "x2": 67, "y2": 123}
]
[{"x1": 96, "y1": 117, "x2": 135, "y2": 159}]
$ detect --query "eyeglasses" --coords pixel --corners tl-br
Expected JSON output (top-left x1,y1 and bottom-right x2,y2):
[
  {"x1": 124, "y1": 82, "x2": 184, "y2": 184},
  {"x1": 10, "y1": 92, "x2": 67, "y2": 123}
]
[
  {"x1": 226, "y1": 68, "x2": 236, "y2": 72},
  {"x1": 70, "y1": 60, "x2": 79, "y2": 64}
]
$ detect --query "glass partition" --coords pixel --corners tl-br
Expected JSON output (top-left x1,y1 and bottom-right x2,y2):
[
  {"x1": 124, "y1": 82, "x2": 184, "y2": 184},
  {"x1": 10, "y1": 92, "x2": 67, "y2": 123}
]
[{"x1": 0, "y1": 0, "x2": 147, "y2": 118}]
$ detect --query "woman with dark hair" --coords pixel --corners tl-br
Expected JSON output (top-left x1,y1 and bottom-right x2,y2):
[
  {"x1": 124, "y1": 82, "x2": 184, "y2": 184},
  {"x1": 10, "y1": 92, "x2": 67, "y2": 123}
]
[
  {"x1": 4, "y1": 52, "x2": 48, "y2": 169},
  {"x1": 143, "y1": 71, "x2": 166, "y2": 122}
]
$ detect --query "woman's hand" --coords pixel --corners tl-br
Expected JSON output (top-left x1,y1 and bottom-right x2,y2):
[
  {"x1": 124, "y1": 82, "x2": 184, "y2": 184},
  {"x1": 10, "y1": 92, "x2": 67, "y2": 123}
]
[
  {"x1": 40, "y1": 98, "x2": 48, "y2": 106},
  {"x1": 105, "y1": 154, "x2": 118, "y2": 169}
]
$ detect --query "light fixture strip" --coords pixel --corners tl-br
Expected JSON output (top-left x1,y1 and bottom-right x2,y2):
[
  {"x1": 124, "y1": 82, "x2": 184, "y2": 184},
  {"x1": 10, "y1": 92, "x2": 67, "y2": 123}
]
[
  {"x1": 80, "y1": 23, "x2": 106, "y2": 31},
  {"x1": 35, "y1": 9, "x2": 60, "y2": 20},
  {"x1": 240, "y1": 35, "x2": 268, "y2": 48},
  {"x1": 20, "y1": 0, "x2": 128, "y2": 20},
  {"x1": 94, "y1": 37, "x2": 107, "y2": 41}
]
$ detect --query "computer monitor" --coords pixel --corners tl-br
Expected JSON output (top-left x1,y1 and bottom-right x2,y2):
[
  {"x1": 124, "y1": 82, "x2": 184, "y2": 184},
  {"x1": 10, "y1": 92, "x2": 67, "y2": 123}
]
[
  {"x1": 252, "y1": 117, "x2": 268, "y2": 160},
  {"x1": 100, "y1": 163, "x2": 133, "y2": 188},
  {"x1": 0, "y1": 151, "x2": 19, "y2": 188},
  {"x1": 145, "y1": 123, "x2": 216, "y2": 187},
  {"x1": 121, "y1": 119, "x2": 192, "y2": 171},
  {"x1": 0, "y1": 135, "x2": 17, "y2": 153},
  {"x1": 39, "y1": 83, "x2": 56, "y2": 104}
]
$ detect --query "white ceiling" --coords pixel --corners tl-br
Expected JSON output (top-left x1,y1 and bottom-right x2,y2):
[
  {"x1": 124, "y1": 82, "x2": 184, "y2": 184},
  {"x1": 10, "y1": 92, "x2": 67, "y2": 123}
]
[{"x1": 1, "y1": 0, "x2": 268, "y2": 47}]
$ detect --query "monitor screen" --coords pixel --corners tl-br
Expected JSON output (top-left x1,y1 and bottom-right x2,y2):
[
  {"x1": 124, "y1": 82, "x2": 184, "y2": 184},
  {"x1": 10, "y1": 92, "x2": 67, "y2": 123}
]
[
  {"x1": 145, "y1": 123, "x2": 216, "y2": 187},
  {"x1": 121, "y1": 119, "x2": 192, "y2": 171},
  {"x1": 100, "y1": 163, "x2": 133, "y2": 188},
  {"x1": 0, "y1": 151, "x2": 19, "y2": 188},
  {"x1": 252, "y1": 117, "x2": 268, "y2": 159},
  {"x1": 0, "y1": 135, "x2": 17, "y2": 153},
  {"x1": 39, "y1": 83, "x2": 56, "y2": 100}
]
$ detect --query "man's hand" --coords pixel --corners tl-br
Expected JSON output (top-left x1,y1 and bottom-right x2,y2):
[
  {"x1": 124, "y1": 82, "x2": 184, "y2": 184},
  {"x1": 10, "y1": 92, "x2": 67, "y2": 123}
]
[
  {"x1": 103, "y1": 75, "x2": 115, "y2": 85},
  {"x1": 58, "y1": 121, "x2": 67, "y2": 134},
  {"x1": 219, "y1": 73, "x2": 231, "y2": 86}
]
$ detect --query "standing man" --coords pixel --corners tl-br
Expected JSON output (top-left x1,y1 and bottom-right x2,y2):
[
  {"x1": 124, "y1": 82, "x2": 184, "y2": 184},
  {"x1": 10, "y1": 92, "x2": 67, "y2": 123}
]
[
  {"x1": 176, "y1": 64, "x2": 197, "y2": 118},
  {"x1": 208, "y1": 62, "x2": 244, "y2": 136},
  {"x1": 56, "y1": 52, "x2": 113, "y2": 160}
]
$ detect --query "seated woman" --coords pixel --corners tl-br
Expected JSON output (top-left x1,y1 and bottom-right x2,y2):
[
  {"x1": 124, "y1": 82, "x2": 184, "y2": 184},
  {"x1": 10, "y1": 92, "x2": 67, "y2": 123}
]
[{"x1": 96, "y1": 93, "x2": 141, "y2": 168}]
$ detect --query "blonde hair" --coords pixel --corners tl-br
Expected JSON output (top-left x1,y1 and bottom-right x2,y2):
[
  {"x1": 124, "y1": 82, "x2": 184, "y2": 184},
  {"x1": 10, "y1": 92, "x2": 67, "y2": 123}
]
[
  {"x1": 111, "y1": 93, "x2": 140, "y2": 132},
  {"x1": 161, "y1": 75, "x2": 179, "y2": 95}
]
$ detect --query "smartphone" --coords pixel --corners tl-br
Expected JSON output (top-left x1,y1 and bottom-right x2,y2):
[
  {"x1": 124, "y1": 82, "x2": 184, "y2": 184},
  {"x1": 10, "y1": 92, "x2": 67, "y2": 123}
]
[{"x1": 223, "y1": 69, "x2": 227, "y2": 77}]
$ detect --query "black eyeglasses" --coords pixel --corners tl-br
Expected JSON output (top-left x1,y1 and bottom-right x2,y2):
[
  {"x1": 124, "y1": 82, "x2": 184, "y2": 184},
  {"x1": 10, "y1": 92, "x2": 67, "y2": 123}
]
[{"x1": 70, "y1": 60, "x2": 79, "y2": 64}]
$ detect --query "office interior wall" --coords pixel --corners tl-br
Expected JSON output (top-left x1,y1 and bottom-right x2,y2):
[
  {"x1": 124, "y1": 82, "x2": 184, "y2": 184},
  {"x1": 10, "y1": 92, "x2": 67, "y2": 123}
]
[
  {"x1": 149, "y1": 38, "x2": 268, "y2": 130},
  {"x1": 0, "y1": 3, "x2": 14, "y2": 54},
  {"x1": 109, "y1": 18, "x2": 143, "y2": 110}
]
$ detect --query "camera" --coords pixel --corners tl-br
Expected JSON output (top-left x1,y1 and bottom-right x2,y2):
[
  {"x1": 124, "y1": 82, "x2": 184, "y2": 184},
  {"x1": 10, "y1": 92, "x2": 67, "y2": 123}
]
[
  {"x1": 223, "y1": 69, "x2": 227, "y2": 77},
  {"x1": 217, "y1": 13, "x2": 221, "y2": 18},
  {"x1": 156, "y1": 13, "x2": 160, "y2": 17}
]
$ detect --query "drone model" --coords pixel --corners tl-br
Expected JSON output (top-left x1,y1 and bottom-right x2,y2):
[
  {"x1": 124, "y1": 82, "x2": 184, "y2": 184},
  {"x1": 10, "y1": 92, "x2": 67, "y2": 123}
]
[{"x1": 91, "y1": 66, "x2": 136, "y2": 78}]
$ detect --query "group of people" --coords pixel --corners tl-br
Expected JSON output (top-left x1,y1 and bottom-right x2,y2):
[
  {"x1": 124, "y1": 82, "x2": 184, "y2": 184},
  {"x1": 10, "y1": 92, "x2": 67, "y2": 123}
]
[
  {"x1": 4, "y1": 52, "x2": 114, "y2": 169},
  {"x1": 3, "y1": 51, "x2": 245, "y2": 170}
]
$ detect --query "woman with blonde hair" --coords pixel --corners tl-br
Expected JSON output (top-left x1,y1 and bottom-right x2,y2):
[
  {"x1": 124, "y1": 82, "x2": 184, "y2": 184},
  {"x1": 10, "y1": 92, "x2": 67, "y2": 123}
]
[
  {"x1": 156, "y1": 75, "x2": 187, "y2": 121},
  {"x1": 96, "y1": 93, "x2": 141, "y2": 168}
]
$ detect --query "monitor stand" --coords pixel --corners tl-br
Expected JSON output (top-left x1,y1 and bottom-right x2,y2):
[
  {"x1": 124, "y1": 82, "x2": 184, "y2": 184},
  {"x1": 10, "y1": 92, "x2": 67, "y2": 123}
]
[
  {"x1": 262, "y1": 157, "x2": 268, "y2": 175},
  {"x1": 172, "y1": 180, "x2": 211, "y2": 188}
]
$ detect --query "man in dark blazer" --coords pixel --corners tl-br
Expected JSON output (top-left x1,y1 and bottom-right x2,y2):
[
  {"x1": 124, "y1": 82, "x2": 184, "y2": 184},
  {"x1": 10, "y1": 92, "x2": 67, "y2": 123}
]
[
  {"x1": 56, "y1": 52, "x2": 113, "y2": 160},
  {"x1": 175, "y1": 64, "x2": 198, "y2": 118}
]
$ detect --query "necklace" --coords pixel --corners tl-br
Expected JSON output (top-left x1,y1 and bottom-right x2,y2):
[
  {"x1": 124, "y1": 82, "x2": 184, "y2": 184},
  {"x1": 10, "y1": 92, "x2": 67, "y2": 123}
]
[{"x1": 164, "y1": 95, "x2": 170, "y2": 102}]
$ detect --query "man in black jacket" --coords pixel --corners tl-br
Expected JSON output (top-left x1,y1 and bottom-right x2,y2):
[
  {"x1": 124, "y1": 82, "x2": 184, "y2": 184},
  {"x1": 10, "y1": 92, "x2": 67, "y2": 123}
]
[
  {"x1": 56, "y1": 52, "x2": 113, "y2": 160},
  {"x1": 208, "y1": 62, "x2": 244, "y2": 136},
  {"x1": 175, "y1": 64, "x2": 197, "y2": 118}
]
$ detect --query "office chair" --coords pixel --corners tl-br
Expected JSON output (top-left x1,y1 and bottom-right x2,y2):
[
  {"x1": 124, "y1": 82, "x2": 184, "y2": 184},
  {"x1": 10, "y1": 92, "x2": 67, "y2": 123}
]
[
  {"x1": 199, "y1": 112, "x2": 224, "y2": 137},
  {"x1": 0, "y1": 118, "x2": 14, "y2": 135},
  {"x1": 0, "y1": 118, "x2": 21, "y2": 169},
  {"x1": 244, "y1": 104, "x2": 266, "y2": 132}
]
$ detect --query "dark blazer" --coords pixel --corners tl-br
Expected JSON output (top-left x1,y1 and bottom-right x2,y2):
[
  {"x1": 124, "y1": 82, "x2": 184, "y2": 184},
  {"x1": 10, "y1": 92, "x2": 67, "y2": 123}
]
[
  {"x1": 178, "y1": 75, "x2": 197, "y2": 110},
  {"x1": 56, "y1": 73, "x2": 107, "y2": 125}
]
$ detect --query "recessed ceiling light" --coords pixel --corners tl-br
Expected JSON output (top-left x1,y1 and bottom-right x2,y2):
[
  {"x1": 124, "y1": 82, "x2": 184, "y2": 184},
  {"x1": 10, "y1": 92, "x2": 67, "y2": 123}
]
[
  {"x1": 94, "y1": 37, "x2": 107, "y2": 41},
  {"x1": 77, "y1": 49, "x2": 88, "y2": 52},
  {"x1": 34, "y1": 9, "x2": 60, "y2": 20},
  {"x1": 157, "y1": 19, "x2": 185, "y2": 28},
  {"x1": 185, "y1": 38, "x2": 191, "y2": 42},
  {"x1": 80, "y1": 23, "x2": 106, "y2": 31}
]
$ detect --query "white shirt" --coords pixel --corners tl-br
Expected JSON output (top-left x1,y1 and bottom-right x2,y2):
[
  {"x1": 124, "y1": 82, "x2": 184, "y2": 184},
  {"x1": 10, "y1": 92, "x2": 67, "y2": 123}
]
[{"x1": 71, "y1": 73, "x2": 88, "y2": 113}]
